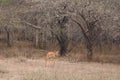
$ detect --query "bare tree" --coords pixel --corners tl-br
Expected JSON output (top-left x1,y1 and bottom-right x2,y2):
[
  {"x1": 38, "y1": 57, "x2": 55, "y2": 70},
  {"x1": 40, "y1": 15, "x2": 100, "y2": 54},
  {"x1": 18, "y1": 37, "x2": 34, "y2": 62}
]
[{"x1": 4, "y1": 26, "x2": 14, "y2": 47}]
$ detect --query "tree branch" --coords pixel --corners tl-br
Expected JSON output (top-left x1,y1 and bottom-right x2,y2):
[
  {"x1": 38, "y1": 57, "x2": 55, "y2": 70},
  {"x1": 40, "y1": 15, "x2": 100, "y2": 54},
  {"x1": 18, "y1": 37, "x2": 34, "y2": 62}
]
[{"x1": 22, "y1": 21, "x2": 41, "y2": 30}]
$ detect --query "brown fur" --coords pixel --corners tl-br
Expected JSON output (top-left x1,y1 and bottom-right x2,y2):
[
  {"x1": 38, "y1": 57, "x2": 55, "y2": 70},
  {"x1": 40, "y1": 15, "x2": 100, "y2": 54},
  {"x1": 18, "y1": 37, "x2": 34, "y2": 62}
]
[{"x1": 45, "y1": 51, "x2": 58, "y2": 67}]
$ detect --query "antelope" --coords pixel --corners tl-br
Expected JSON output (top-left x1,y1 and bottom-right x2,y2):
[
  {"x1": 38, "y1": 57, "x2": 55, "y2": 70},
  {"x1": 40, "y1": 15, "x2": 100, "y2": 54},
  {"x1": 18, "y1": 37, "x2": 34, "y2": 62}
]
[{"x1": 45, "y1": 51, "x2": 59, "y2": 67}]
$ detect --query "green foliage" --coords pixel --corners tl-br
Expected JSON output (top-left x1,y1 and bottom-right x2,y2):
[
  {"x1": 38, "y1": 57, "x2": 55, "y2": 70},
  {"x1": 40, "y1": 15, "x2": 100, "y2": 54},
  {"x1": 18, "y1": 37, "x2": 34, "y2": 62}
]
[{"x1": 0, "y1": 0, "x2": 12, "y2": 5}]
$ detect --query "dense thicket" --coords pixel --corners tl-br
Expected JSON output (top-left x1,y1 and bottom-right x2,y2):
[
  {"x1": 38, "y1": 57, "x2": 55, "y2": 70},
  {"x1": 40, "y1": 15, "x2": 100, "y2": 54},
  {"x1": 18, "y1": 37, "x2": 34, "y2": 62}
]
[{"x1": 0, "y1": 0, "x2": 120, "y2": 60}]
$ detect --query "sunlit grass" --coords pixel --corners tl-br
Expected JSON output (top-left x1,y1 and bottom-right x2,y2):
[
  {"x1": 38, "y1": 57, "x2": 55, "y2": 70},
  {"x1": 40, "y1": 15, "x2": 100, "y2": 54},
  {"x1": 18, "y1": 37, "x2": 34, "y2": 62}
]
[
  {"x1": 0, "y1": 66, "x2": 9, "y2": 74},
  {"x1": 23, "y1": 67, "x2": 120, "y2": 80}
]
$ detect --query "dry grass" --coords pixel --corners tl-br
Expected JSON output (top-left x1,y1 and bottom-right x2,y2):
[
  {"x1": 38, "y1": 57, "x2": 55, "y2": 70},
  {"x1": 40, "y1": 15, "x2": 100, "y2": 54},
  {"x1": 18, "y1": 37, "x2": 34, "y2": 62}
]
[
  {"x1": 0, "y1": 64, "x2": 9, "y2": 79},
  {"x1": 67, "y1": 52, "x2": 120, "y2": 64},
  {"x1": 0, "y1": 58, "x2": 120, "y2": 80},
  {"x1": 67, "y1": 44, "x2": 120, "y2": 63},
  {"x1": 0, "y1": 42, "x2": 47, "y2": 59},
  {"x1": 0, "y1": 41, "x2": 120, "y2": 64},
  {"x1": 0, "y1": 66, "x2": 8, "y2": 74}
]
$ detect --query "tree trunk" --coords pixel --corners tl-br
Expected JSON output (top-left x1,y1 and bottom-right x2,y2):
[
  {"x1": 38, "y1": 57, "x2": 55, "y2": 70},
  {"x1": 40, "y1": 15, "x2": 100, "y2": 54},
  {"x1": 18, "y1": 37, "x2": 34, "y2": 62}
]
[
  {"x1": 5, "y1": 27, "x2": 14, "y2": 47},
  {"x1": 86, "y1": 45, "x2": 93, "y2": 60},
  {"x1": 34, "y1": 30, "x2": 39, "y2": 48},
  {"x1": 71, "y1": 18, "x2": 93, "y2": 60},
  {"x1": 56, "y1": 34, "x2": 68, "y2": 56},
  {"x1": 59, "y1": 42, "x2": 67, "y2": 56}
]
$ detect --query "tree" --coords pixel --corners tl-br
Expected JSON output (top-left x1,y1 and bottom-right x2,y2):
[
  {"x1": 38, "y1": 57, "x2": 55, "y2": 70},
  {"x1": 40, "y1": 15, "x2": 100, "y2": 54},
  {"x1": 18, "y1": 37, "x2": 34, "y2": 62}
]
[
  {"x1": 68, "y1": 1, "x2": 102, "y2": 60},
  {"x1": 54, "y1": 16, "x2": 69, "y2": 56}
]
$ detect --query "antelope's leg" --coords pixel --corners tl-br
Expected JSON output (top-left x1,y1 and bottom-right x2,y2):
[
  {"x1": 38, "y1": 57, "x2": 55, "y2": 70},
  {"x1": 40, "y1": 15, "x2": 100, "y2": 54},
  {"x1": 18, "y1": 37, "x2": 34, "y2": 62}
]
[
  {"x1": 53, "y1": 59, "x2": 55, "y2": 67},
  {"x1": 50, "y1": 58, "x2": 55, "y2": 67},
  {"x1": 45, "y1": 57, "x2": 48, "y2": 67}
]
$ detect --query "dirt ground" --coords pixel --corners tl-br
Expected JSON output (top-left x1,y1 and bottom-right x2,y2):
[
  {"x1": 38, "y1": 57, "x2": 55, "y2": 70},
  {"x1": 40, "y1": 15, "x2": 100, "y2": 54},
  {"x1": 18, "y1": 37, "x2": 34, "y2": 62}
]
[{"x1": 0, "y1": 58, "x2": 120, "y2": 80}]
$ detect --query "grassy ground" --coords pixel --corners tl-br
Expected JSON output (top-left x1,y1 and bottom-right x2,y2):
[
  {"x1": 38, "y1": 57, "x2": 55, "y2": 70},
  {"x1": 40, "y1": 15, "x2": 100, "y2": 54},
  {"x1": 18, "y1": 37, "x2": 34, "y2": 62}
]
[
  {"x1": 0, "y1": 58, "x2": 120, "y2": 80},
  {"x1": 0, "y1": 41, "x2": 120, "y2": 80},
  {"x1": 0, "y1": 41, "x2": 120, "y2": 63}
]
